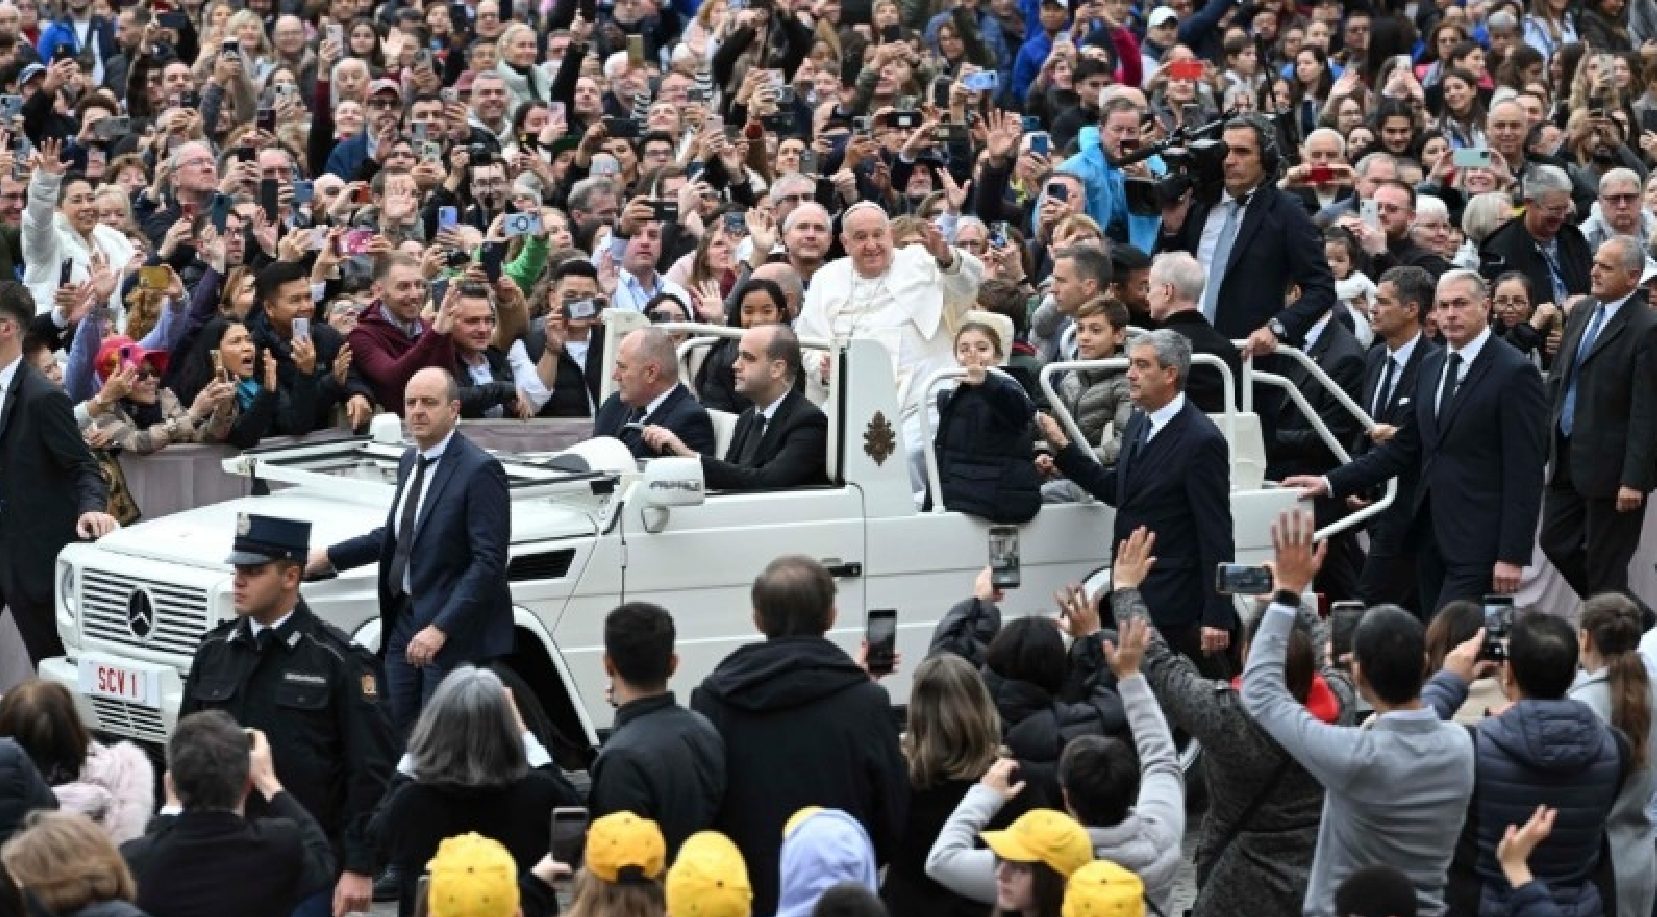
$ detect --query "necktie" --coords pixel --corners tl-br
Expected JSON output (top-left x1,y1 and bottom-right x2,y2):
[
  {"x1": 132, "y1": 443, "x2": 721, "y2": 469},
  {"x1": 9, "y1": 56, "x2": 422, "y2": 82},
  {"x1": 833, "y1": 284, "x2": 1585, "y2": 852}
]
[
  {"x1": 738, "y1": 413, "x2": 768, "y2": 465},
  {"x1": 1438, "y1": 352, "x2": 1463, "y2": 417},
  {"x1": 1200, "y1": 199, "x2": 1243, "y2": 322},
  {"x1": 387, "y1": 455, "x2": 430, "y2": 597},
  {"x1": 254, "y1": 628, "x2": 276, "y2": 655},
  {"x1": 1372, "y1": 354, "x2": 1395, "y2": 418},
  {"x1": 1561, "y1": 303, "x2": 1608, "y2": 437},
  {"x1": 1539, "y1": 241, "x2": 1569, "y2": 305}
]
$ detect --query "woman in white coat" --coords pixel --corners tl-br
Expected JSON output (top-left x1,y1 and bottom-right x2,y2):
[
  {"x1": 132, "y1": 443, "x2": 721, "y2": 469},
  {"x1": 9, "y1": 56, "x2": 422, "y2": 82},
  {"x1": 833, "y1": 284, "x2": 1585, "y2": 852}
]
[
  {"x1": 1570, "y1": 592, "x2": 1657, "y2": 917},
  {"x1": 21, "y1": 137, "x2": 135, "y2": 323}
]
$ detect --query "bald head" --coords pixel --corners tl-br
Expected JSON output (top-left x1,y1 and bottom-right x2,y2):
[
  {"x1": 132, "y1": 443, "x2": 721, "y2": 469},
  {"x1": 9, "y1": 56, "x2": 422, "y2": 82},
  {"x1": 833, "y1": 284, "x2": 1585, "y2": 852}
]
[
  {"x1": 404, "y1": 367, "x2": 460, "y2": 448},
  {"x1": 752, "y1": 262, "x2": 804, "y2": 316},
  {"x1": 613, "y1": 326, "x2": 680, "y2": 407}
]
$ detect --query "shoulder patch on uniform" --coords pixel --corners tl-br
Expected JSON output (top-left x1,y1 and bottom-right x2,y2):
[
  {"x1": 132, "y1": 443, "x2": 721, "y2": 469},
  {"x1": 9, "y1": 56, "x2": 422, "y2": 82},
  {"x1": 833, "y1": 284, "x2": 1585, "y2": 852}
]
[{"x1": 361, "y1": 673, "x2": 379, "y2": 701}]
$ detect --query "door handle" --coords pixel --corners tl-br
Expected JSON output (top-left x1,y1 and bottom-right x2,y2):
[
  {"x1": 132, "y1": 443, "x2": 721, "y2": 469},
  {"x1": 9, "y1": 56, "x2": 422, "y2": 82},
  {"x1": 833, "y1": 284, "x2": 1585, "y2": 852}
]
[{"x1": 821, "y1": 560, "x2": 863, "y2": 578}]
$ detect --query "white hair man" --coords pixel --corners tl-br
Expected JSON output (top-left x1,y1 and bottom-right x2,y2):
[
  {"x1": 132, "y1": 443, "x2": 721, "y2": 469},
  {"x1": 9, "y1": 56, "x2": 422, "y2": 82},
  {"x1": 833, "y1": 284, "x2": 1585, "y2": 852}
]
[
  {"x1": 795, "y1": 202, "x2": 983, "y2": 500},
  {"x1": 1580, "y1": 167, "x2": 1654, "y2": 253}
]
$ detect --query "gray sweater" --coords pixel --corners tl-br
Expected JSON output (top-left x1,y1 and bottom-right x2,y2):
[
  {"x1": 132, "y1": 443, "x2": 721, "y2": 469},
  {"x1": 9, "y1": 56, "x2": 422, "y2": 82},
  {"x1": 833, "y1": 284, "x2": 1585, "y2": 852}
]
[
  {"x1": 923, "y1": 674, "x2": 1185, "y2": 912},
  {"x1": 1242, "y1": 603, "x2": 1475, "y2": 917}
]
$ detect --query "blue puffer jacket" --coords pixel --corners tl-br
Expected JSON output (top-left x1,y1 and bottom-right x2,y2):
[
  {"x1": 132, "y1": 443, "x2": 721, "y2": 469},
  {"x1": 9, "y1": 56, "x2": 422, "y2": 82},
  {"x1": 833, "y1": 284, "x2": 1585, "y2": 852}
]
[{"x1": 1474, "y1": 699, "x2": 1624, "y2": 917}]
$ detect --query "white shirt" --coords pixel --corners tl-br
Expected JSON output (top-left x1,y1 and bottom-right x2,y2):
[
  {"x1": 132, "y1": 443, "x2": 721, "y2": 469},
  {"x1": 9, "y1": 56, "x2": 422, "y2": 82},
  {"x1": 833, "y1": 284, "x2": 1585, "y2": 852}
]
[
  {"x1": 393, "y1": 430, "x2": 454, "y2": 593},
  {"x1": 639, "y1": 384, "x2": 677, "y2": 420},
  {"x1": 1301, "y1": 312, "x2": 1333, "y2": 353},
  {"x1": 250, "y1": 610, "x2": 295, "y2": 640},
  {"x1": 0, "y1": 352, "x2": 21, "y2": 421},
  {"x1": 1435, "y1": 326, "x2": 1491, "y2": 410},
  {"x1": 460, "y1": 353, "x2": 500, "y2": 416},
  {"x1": 1196, "y1": 191, "x2": 1250, "y2": 278},
  {"x1": 1143, "y1": 392, "x2": 1187, "y2": 444},
  {"x1": 1374, "y1": 332, "x2": 1421, "y2": 413}
]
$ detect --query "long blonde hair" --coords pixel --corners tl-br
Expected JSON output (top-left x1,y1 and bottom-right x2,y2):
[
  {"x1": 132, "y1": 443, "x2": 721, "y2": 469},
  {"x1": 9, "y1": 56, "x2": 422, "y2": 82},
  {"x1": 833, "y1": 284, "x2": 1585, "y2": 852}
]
[
  {"x1": 1, "y1": 811, "x2": 137, "y2": 914},
  {"x1": 903, "y1": 654, "x2": 1002, "y2": 788}
]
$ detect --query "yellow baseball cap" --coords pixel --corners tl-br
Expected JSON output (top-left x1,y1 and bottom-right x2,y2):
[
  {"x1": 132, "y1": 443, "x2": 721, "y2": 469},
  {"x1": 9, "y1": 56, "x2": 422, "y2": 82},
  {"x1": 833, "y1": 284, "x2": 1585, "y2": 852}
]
[
  {"x1": 425, "y1": 833, "x2": 520, "y2": 917},
  {"x1": 585, "y1": 812, "x2": 667, "y2": 884},
  {"x1": 1062, "y1": 860, "x2": 1145, "y2": 917},
  {"x1": 666, "y1": 831, "x2": 752, "y2": 917},
  {"x1": 981, "y1": 809, "x2": 1094, "y2": 879}
]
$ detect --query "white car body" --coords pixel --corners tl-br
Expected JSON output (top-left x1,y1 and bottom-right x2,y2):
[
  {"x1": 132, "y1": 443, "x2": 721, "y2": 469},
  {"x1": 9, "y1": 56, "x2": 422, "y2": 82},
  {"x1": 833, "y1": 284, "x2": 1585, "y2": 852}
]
[{"x1": 40, "y1": 316, "x2": 1369, "y2": 751}]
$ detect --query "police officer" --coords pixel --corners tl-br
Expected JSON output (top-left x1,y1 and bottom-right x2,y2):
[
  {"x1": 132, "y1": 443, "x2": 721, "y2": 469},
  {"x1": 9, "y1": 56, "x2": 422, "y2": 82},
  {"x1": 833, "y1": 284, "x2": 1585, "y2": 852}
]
[{"x1": 181, "y1": 513, "x2": 398, "y2": 917}]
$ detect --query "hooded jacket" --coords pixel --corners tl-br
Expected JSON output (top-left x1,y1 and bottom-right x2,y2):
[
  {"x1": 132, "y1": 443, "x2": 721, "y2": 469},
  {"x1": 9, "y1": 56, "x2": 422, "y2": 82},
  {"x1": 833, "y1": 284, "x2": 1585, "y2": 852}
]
[
  {"x1": 690, "y1": 636, "x2": 908, "y2": 916},
  {"x1": 346, "y1": 302, "x2": 456, "y2": 415},
  {"x1": 777, "y1": 809, "x2": 880, "y2": 917}
]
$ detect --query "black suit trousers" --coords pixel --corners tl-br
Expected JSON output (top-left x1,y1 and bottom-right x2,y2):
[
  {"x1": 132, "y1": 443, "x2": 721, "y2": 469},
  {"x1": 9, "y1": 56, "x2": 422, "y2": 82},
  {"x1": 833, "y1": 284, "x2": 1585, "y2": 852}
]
[
  {"x1": 3, "y1": 592, "x2": 59, "y2": 668},
  {"x1": 1414, "y1": 506, "x2": 1496, "y2": 614},
  {"x1": 1540, "y1": 434, "x2": 1644, "y2": 599}
]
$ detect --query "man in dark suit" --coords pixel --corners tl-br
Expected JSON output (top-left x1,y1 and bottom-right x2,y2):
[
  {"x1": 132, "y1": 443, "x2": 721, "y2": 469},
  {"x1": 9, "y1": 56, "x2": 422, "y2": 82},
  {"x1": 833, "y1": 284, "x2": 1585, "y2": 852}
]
[
  {"x1": 310, "y1": 367, "x2": 513, "y2": 735},
  {"x1": 0, "y1": 281, "x2": 112, "y2": 666},
  {"x1": 123, "y1": 711, "x2": 337, "y2": 917},
  {"x1": 1155, "y1": 116, "x2": 1336, "y2": 361},
  {"x1": 1353, "y1": 266, "x2": 1441, "y2": 613},
  {"x1": 1266, "y1": 291, "x2": 1367, "y2": 600},
  {"x1": 1286, "y1": 269, "x2": 1548, "y2": 613},
  {"x1": 1146, "y1": 251, "x2": 1243, "y2": 413},
  {"x1": 593, "y1": 326, "x2": 714, "y2": 459},
  {"x1": 1478, "y1": 165, "x2": 1591, "y2": 305},
  {"x1": 1037, "y1": 328, "x2": 1236, "y2": 676},
  {"x1": 1539, "y1": 236, "x2": 1657, "y2": 599},
  {"x1": 643, "y1": 325, "x2": 827, "y2": 490}
]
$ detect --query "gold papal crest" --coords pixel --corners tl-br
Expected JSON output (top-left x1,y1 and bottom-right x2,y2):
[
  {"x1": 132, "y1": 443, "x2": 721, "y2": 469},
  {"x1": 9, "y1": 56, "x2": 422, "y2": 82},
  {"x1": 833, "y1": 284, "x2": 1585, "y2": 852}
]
[
  {"x1": 361, "y1": 674, "x2": 378, "y2": 699},
  {"x1": 236, "y1": 513, "x2": 252, "y2": 536},
  {"x1": 864, "y1": 412, "x2": 896, "y2": 465}
]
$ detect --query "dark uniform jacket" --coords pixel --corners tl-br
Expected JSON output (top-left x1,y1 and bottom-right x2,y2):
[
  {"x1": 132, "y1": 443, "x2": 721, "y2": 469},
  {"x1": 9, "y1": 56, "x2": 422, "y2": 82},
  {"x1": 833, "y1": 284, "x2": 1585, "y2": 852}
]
[
  {"x1": 180, "y1": 601, "x2": 398, "y2": 876},
  {"x1": 587, "y1": 692, "x2": 726, "y2": 855}
]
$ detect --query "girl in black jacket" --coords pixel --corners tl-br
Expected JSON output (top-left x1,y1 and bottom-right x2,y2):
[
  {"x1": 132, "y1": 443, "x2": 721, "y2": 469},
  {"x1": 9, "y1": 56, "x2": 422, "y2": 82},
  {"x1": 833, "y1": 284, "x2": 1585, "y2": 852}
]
[{"x1": 934, "y1": 322, "x2": 1041, "y2": 524}]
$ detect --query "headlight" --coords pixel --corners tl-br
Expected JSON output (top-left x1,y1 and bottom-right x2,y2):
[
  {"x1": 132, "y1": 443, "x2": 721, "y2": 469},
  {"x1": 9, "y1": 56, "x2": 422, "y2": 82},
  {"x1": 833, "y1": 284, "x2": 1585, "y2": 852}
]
[{"x1": 58, "y1": 561, "x2": 77, "y2": 616}]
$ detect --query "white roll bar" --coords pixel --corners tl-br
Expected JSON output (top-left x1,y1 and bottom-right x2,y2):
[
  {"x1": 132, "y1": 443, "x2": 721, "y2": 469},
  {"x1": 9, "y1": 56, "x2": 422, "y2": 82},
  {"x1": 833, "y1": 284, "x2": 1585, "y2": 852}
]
[{"x1": 913, "y1": 366, "x2": 1017, "y2": 512}]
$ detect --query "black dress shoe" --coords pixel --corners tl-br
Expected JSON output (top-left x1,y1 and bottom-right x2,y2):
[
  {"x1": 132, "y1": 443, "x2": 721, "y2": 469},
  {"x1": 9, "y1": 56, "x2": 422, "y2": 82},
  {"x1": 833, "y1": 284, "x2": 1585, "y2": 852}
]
[{"x1": 372, "y1": 865, "x2": 402, "y2": 902}]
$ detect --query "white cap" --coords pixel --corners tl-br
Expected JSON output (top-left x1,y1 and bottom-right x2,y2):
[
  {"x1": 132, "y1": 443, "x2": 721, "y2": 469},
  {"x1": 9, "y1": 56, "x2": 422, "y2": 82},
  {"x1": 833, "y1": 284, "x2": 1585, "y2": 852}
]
[{"x1": 1148, "y1": 6, "x2": 1178, "y2": 27}]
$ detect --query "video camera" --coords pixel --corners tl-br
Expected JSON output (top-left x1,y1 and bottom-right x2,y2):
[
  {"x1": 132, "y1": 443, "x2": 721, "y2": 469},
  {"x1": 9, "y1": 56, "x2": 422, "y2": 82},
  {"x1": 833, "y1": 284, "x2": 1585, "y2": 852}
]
[{"x1": 1117, "y1": 116, "x2": 1230, "y2": 217}]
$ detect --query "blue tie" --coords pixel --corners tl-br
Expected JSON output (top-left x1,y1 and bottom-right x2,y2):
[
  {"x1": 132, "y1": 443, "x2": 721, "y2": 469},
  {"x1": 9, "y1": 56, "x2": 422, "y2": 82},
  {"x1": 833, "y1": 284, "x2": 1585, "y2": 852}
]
[
  {"x1": 1560, "y1": 303, "x2": 1607, "y2": 437},
  {"x1": 1539, "y1": 241, "x2": 1569, "y2": 305},
  {"x1": 1200, "y1": 199, "x2": 1243, "y2": 321}
]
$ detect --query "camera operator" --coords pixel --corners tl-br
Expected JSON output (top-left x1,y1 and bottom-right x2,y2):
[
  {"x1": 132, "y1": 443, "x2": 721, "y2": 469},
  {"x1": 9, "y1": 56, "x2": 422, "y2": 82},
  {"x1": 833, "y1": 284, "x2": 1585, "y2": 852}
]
[{"x1": 1155, "y1": 115, "x2": 1335, "y2": 361}]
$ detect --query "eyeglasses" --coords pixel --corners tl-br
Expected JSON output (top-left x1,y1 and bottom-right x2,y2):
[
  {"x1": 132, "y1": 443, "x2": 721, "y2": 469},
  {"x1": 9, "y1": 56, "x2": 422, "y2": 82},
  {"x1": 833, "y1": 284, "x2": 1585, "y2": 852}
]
[
  {"x1": 777, "y1": 192, "x2": 814, "y2": 204},
  {"x1": 1603, "y1": 192, "x2": 1640, "y2": 205}
]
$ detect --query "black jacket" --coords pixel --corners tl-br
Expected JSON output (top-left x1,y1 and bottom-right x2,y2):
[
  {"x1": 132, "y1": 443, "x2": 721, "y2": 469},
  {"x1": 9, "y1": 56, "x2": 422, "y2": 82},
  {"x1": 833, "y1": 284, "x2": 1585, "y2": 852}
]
[
  {"x1": 1356, "y1": 334, "x2": 1441, "y2": 550},
  {"x1": 588, "y1": 692, "x2": 725, "y2": 855},
  {"x1": 523, "y1": 324, "x2": 604, "y2": 418},
  {"x1": 702, "y1": 387, "x2": 828, "y2": 491},
  {"x1": 122, "y1": 791, "x2": 336, "y2": 917},
  {"x1": 593, "y1": 383, "x2": 714, "y2": 459},
  {"x1": 1268, "y1": 317, "x2": 1366, "y2": 479},
  {"x1": 1479, "y1": 218, "x2": 1592, "y2": 307},
  {"x1": 179, "y1": 602, "x2": 398, "y2": 876},
  {"x1": 452, "y1": 347, "x2": 521, "y2": 418},
  {"x1": 1157, "y1": 310, "x2": 1243, "y2": 413},
  {"x1": 934, "y1": 372, "x2": 1040, "y2": 523},
  {"x1": 369, "y1": 769, "x2": 581, "y2": 917},
  {"x1": 0, "y1": 737, "x2": 56, "y2": 842},
  {"x1": 242, "y1": 306, "x2": 373, "y2": 435},
  {"x1": 690, "y1": 637, "x2": 909, "y2": 915}
]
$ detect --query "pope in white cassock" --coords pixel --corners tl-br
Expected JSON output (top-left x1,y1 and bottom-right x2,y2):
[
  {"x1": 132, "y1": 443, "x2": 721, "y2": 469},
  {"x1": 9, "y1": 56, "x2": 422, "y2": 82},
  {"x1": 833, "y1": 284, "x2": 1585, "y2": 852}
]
[{"x1": 795, "y1": 202, "x2": 984, "y2": 500}]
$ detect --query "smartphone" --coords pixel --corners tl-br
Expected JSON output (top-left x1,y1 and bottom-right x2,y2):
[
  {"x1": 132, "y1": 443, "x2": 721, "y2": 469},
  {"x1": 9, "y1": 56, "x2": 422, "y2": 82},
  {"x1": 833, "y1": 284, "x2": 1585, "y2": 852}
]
[
  {"x1": 437, "y1": 206, "x2": 458, "y2": 232},
  {"x1": 293, "y1": 180, "x2": 314, "y2": 205},
  {"x1": 325, "y1": 22, "x2": 343, "y2": 45},
  {"x1": 59, "y1": 258, "x2": 73, "y2": 286},
  {"x1": 988, "y1": 525, "x2": 1020, "y2": 589},
  {"x1": 256, "y1": 107, "x2": 275, "y2": 134},
  {"x1": 177, "y1": 88, "x2": 199, "y2": 109},
  {"x1": 567, "y1": 298, "x2": 597, "y2": 320},
  {"x1": 413, "y1": 49, "x2": 434, "y2": 72},
  {"x1": 138, "y1": 265, "x2": 169, "y2": 290},
  {"x1": 1180, "y1": 103, "x2": 1202, "y2": 125},
  {"x1": 292, "y1": 315, "x2": 310, "y2": 341},
  {"x1": 891, "y1": 111, "x2": 920, "y2": 130},
  {"x1": 480, "y1": 240, "x2": 506, "y2": 282},
  {"x1": 961, "y1": 70, "x2": 998, "y2": 93},
  {"x1": 852, "y1": 116, "x2": 871, "y2": 135},
  {"x1": 865, "y1": 609, "x2": 897, "y2": 677},
  {"x1": 1360, "y1": 198, "x2": 1380, "y2": 231},
  {"x1": 92, "y1": 116, "x2": 130, "y2": 140},
  {"x1": 931, "y1": 77, "x2": 951, "y2": 108},
  {"x1": 799, "y1": 149, "x2": 818, "y2": 175},
  {"x1": 503, "y1": 211, "x2": 543, "y2": 237},
  {"x1": 648, "y1": 200, "x2": 679, "y2": 223},
  {"x1": 1215, "y1": 563, "x2": 1274, "y2": 594},
  {"x1": 1642, "y1": 107, "x2": 1657, "y2": 137},
  {"x1": 776, "y1": 84, "x2": 796, "y2": 106},
  {"x1": 550, "y1": 807, "x2": 589, "y2": 868},
  {"x1": 259, "y1": 178, "x2": 279, "y2": 218},
  {"x1": 602, "y1": 116, "x2": 641, "y2": 139},
  {"x1": 0, "y1": 94, "x2": 20, "y2": 119},
  {"x1": 221, "y1": 38, "x2": 239, "y2": 56},
  {"x1": 340, "y1": 229, "x2": 374, "y2": 255},
  {"x1": 626, "y1": 34, "x2": 645, "y2": 67},
  {"x1": 1045, "y1": 179, "x2": 1068, "y2": 202},
  {"x1": 412, "y1": 875, "x2": 429, "y2": 917},
  {"x1": 1452, "y1": 147, "x2": 1493, "y2": 169},
  {"x1": 308, "y1": 225, "x2": 328, "y2": 250},
  {"x1": 52, "y1": 43, "x2": 73, "y2": 63},
  {"x1": 1029, "y1": 132, "x2": 1051, "y2": 156},
  {"x1": 1168, "y1": 59, "x2": 1204, "y2": 81},
  {"x1": 1307, "y1": 164, "x2": 1333, "y2": 183},
  {"x1": 1021, "y1": 114, "x2": 1043, "y2": 134},
  {"x1": 1329, "y1": 600, "x2": 1365, "y2": 667},
  {"x1": 418, "y1": 140, "x2": 443, "y2": 161},
  {"x1": 274, "y1": 82, "x2": 296, "y2": 101},
  {"x1": 880, "y1": 23, "x2": 901, "y2": 42},
  {"x1": 990, "y1": 220, "x2": 1009, "y2": 247},
  {"x1": 1481, "y1": 595, "x2": 1514, "y2": 662},
  {"x1": 352, "y1": 184, "x2": 373, "y2": 205},
  {"x1": 235, "y1": 147, "x2": 256, "y2": 164},
  {"x1": 548, "y1": 101, "x2": 567, "y2": 123},
  {"x1": 210, "y1": 349, "x2": 224, "y2": 377},
  {"x1": 119, "y1": 345, "x2": 134, "y2": 368}
]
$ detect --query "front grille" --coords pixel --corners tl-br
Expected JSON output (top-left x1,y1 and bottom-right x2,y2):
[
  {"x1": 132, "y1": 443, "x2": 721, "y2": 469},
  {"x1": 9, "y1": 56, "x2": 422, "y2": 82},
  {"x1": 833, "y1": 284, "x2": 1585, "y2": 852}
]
[
  {"x1": 86, "y1": 696, "x2": 168, "y2": 744},
  {"x1": 79, "y1": 568, "x2": 209, "y2": 657}
]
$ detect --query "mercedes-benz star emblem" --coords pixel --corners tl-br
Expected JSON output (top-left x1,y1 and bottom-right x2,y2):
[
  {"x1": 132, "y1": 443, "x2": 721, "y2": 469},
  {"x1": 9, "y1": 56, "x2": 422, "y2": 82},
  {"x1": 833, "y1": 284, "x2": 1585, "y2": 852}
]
[{"x1": 126, "y1": 590, "x2": 154, "y2": 640}]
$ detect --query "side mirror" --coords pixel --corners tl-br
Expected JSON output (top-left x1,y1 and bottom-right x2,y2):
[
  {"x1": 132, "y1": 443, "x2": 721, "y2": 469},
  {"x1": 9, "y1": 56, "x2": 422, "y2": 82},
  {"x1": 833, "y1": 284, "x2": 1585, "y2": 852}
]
[{"x1": 639, "y1": 457, "x2": 705, "y2": 531}]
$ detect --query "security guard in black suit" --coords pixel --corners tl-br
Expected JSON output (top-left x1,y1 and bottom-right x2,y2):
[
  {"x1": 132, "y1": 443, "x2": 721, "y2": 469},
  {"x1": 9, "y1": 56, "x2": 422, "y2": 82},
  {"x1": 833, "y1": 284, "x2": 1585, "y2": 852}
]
[{"x1": 181, "y1": 513, "x2": 398, "y2": 917}]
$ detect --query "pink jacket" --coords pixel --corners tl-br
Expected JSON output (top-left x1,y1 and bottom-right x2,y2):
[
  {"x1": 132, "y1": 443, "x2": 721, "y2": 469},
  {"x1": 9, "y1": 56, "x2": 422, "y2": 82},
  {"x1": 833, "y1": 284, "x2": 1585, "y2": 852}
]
[{"x1": 54, "y1": 740, "x2": 154, "y2": 844}]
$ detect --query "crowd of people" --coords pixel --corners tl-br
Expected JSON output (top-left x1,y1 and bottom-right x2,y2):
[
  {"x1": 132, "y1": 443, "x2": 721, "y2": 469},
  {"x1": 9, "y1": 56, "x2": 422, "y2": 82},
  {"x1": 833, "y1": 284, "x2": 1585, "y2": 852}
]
[{"x1": 7, "y1": 0, "x2": 1657, "y2": 914}]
